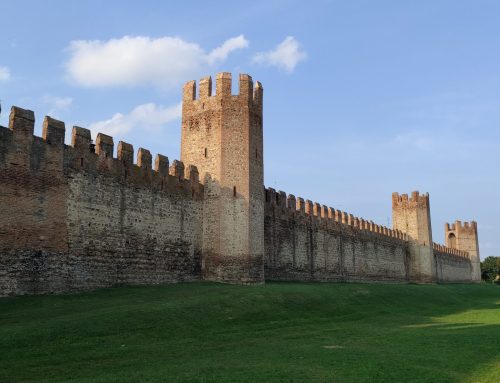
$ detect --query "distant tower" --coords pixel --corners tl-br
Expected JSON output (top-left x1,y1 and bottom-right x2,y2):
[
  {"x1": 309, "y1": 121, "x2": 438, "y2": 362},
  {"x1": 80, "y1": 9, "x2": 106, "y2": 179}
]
[
  {"x1": 392, "y1": 191, "x2": 436, "y2": 282},
  {"x1": 445, "y1": 221, "x2": 481, "y2": 282},
  {"x1": 181, "y1": 73, "x2": 264, "y2": 283}
]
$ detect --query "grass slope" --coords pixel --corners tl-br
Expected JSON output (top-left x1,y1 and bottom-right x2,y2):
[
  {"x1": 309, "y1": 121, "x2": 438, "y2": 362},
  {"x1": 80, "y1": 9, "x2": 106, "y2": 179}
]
[{"x1": 1, "y1": 282, "x2": 499, "y2": 383}]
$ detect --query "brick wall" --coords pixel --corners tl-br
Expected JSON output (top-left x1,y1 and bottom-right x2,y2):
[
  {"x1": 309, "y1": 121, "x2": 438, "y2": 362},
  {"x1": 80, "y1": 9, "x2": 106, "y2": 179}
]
[
  {"x1": 435, "y1": 250, "x2": 473, "y2": 282},
  {"x1": 264, "y1": 188, "x2": 411, "y2": 282},
  {"x1": 181, "y1": 73, "x2": 264, "y2": 283},
  {"x1": 0, "y1": 108, "x2": 203, "y2": 296}
]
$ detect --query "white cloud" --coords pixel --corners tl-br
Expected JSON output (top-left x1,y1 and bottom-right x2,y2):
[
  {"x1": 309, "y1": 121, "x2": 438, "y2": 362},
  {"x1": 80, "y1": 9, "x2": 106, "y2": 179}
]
[
  {"x1": 43, "y1": 94, "x2": 73, "y2": 110},
  {"x1": 253, "y1": 36, "x2": 307, "y2": 73},
  {"x1": 65, "y1": 35, "x2": 249, "y2": 89},
  {"x1": 206, "y1": 35, "x2": 249, "y2": 65},
  {"x1": 87, "y1": 102, "x2": 182, "y2": 138},
  {"x1": 0, "y1": 66, "x2": 11, "y2": 81},
  {"x1": 42, "y1": 94, "x2": 73, "y2": 118},
  {"x1": 392, "y1": 131, "x2": 433, "y2": 151}
]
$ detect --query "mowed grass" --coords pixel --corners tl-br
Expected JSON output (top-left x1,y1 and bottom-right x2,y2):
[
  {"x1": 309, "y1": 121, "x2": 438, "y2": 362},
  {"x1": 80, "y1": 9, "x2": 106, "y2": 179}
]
[{"x1": 1, "y1": 282, "x2": 499, "y2": 383}]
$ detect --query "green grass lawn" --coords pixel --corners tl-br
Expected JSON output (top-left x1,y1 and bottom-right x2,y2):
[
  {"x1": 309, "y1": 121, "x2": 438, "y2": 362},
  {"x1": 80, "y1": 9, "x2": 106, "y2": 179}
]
[{"x1": 1, "y1": 282, "x2": 499, "y2": 383}]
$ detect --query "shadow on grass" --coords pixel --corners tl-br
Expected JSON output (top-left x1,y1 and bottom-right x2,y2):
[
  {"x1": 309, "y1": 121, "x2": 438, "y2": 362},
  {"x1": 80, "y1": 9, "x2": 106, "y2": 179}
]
[{"x1": 0, "y1": 282, "x2": 499, "y2": 383}]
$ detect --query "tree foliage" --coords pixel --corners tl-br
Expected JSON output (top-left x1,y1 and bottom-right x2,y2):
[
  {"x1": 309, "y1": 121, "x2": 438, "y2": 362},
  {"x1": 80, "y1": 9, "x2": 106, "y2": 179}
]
[{"x1": 481, "y1": 256, "x2": 500, "y2": 283}]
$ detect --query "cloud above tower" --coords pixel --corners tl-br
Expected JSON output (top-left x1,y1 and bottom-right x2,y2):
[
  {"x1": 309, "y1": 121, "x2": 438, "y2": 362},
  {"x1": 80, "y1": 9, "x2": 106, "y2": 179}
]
[
  {"x1": 253, "y1": 36, "x2": 307, "y2": 73},
  {"x1": 65, "y1": 35, "x2": 249, "y2": 89},
  {"x1": 0, "y1": 66, "x2": 11, "y2": 82},
  {"x1": 87, "y1": 102, "x2": 182, "y2": 138}
]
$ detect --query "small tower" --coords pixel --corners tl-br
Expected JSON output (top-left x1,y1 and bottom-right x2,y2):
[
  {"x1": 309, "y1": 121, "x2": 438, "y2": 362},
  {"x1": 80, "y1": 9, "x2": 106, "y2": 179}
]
[
  {"x1": 445, "y1": 221, "x2": 481, "y2": 282},
  {"x1": 181, "y1": 73, "x2": 264, "y2": 283},
  {"x1": 392, "y1": 191, "x2": 436, "y2": 282}
]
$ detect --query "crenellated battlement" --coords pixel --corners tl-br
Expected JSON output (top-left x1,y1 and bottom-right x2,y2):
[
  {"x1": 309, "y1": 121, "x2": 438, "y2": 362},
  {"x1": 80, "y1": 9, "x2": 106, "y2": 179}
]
[
  {"x1": 182, "y1": 72, "x2": 263, "y2": 111},
  {"x1": 265, "y1": 187, "x2": 408, "y2": 241},
  {"x1": 445, "y1": 220, "x2": 477, "y2": 234},
  {"x1": 2, "y1": 106, "x2": 203, "y2": 198},
  {"x1": 433, "y1": 242, "x2": 469, "y2": 259},
  {"x1": 392, "y1": 191, "x2": 430, "y2": 208}
]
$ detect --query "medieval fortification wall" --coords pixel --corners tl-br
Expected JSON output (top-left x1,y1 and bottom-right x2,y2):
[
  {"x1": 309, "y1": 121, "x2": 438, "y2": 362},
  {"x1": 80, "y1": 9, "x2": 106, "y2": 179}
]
[
  {"x1": 264, "y1": 189, "x2": 476, "y2": 283},
  {"x1": 264, "y1": 188, "x2": 411, "y2": 282},
  {"x1": 0, "y1": 72, "x2": 481, "y2": 296},
  {"x1": 0, "y1": 107, "x2": 203, "y2": 295}
]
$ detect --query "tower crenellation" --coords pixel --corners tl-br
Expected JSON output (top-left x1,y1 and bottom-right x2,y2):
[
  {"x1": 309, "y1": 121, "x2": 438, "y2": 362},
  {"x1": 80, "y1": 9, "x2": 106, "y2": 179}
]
[
  {"x1": 182, "y1": 72, "x2": 263, "y2": 105},
  {"x1": 392, "y1": 191, "x2": 432, "y2": 246}
]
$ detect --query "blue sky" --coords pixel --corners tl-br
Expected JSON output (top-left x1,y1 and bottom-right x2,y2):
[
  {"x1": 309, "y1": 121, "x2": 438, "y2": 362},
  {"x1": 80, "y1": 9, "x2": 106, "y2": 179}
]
[{"x1": 1, "y1": 0, "x2": 499, "y2": 258}]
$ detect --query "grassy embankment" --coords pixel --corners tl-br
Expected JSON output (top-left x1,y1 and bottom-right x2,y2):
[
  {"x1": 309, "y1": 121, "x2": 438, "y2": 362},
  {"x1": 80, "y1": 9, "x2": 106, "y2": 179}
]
[{"x1": 1, "y1": 282, "x2": 499, "y2": 382}]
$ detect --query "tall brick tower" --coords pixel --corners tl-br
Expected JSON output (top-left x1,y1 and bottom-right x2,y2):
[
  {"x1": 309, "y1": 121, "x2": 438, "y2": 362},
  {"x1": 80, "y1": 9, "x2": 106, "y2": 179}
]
[
  {"x1": 392, "y1": 191, "x2": 436, "y2": 282},
  {"x1": 181, "y1": 73, "x2": 264, "y2": 283},
  {"x1": 445, "y1": 221, "x2": 481, "y2": 282}
]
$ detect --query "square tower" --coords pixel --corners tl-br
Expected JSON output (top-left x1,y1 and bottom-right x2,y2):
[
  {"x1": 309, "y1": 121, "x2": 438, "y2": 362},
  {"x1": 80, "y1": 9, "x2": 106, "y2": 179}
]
[
  {"x1": 181, "y1": 73, "x2": 264, "y2": 283},
  {"x1": 445, "y1": 221, "x2": 481, "y2": 282},
  {"x1": 392, "y1": 191, "x2": 436, "y2": 282}
]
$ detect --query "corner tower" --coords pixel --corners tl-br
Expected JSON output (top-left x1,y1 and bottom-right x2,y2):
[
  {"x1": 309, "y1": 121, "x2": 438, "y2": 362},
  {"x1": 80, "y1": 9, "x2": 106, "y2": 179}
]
[
  {"x1": 181, "y1": 73, "x2": 264, "y2": 283},
  {"x1": 392, "y1": 191, "x2": 436, "y2": 282},
  {"x1": 445, "y1": 221, "x2": 481, "y2": 282}
]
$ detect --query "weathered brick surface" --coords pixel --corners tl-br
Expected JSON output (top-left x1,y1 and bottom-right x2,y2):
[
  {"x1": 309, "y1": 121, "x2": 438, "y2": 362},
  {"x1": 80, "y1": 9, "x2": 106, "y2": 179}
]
[
  {"x1": 181, "y1": 73, "x2": 264, "y2": 283},
  {"x1": 434, "y1": 250, "x2": 473, "y2": 282},
  {"x1": 65, "y1": 170, "x2": 203, "y2": 291},
  {"x1": 265, "y1": 189, "x2": 476, "y2": 284},
  {"x1": 391, "y1": 192, "x2": 476, "y2": 283},
  {"x1": 264, "y1": 189, "x2": 411, "y2": 282},
  {"x1": 0, "y1": 108, "x2": 203, "y2": 296},
  {"x1": 0, "y1": 111, "x2": 70, "y2": 295},
  {"x1": 444, "y1": 221, "x2": 481, "y2": 282},
  {"x1": 392, "y1": 192, "x2": 437, "y2": 282}
]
